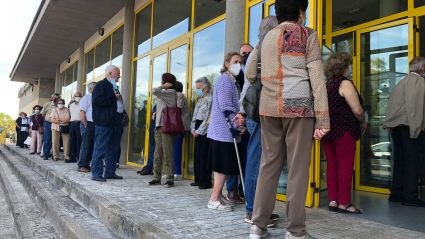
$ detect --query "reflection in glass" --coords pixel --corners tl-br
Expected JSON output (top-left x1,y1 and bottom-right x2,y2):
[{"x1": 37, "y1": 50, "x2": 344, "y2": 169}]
[
  {"x1": 130, "y1": 56, "x2": 150, "y2": 164},
  {"x1": 61, "y1": 73, "x2": 65, "y2": 94},
  {"x1": 84, "y1": 49, "x2": 95, "y2": 82},
  {"x1": 170, "y1": 44, "x2": 188, "y2": 94},
  {"x1": 94, "y1": 36, "x2": 111, "y2": 78},
  {"x1": 152, "y1": 53, "x2": 167, "y2": 108},
  {"x1": 333, "y1": 0, "x2": 407, "y2": 32},
  {"x1": 152, "y1": 0, "x2": 191, "y2": 49},
  {"x1": 134, "y1": 4, "x2": 152, "y2": 57},
  {"x1": 65, "y1": 66, "x2": 73, "y2": 93},
  {"x1": 188, "y1": 20, "x2": 225, "y2": 176},
  {"x1": 194, "y1": 0, "x2": 226, "y2": 28},
  {"x1": 415, "y1": 0, "x2": 425, "y2": 7},
  {"x1": 332, "y1": 33, "x2": 353, "y2": 80},
  {"x1": 420, "y1": 17, "x2": 425, "y2": 57},
  {"x1": 73, "y1": 61, "x2": 78, "y2": 89},
  {"x1": 360, "y1": 24, "x2": 408, "y2": 189},
  {"x1": 111, "y1": 26, "x2": 124, "y2": 66},
  {"x1": 249, "y1": 2, "x2": 264, "y2": 48}
]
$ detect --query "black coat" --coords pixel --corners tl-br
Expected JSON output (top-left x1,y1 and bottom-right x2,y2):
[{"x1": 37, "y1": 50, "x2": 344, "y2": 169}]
[{"x1": 92, "y1": 78, "x2": 117, "y2": 128}]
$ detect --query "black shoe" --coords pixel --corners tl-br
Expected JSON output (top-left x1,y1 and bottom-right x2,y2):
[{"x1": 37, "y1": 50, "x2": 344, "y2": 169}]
[
  {"x1": 65, "y1": 159, "x2": 77, "y2": 163},
  {"x1": 190, "y1": 183, "x2": 200, "y2": 186},
  {"x1": 165, "y1": 181, "x2": 174, "y2": 188},
  {"x1": 147, "y1": 180, "x2": 160, "y2": 186},
  {"x1": 199, "y1": 185, "x2": 212, "y2": 190},
  {"x1": 37, "y1": 153, "x2": 41, "y2": 155},
  {"x1": 116, "y1": 163, "x2": 120, "y2": 169},
  {"x1": 402, "y1": 199, "x2": 425, "y2": 207},
  {"x1": 43, "y1": 157, "x2": 49, "y2": 160},
  {"x1": 30, "y1": 152, "x2": 35, "y2": 155},
  {"x1": 388, "y1": 194, "x2": 403, "y2": 202},
  {"x1": 92, "y1": 177, "x2": 106, "y2": 182},
  {"x1": 105, "y1": 175, "x2": 123, "y2": 179}
]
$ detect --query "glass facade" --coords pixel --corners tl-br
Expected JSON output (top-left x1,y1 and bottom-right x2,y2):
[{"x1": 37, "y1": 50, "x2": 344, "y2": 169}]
[
  {"x1": 60, "y1": 61, "x2": 79, "y2": 104},
  {"x1": 134, "y1": 3, "x2": 152, "y2": 57},
  {"x1": 194, "y1": 0, "x2": 226, "y2": 28},
  {"x1": 94, "y1": 35, "x2": 111, "y2": 79},
  {"x1": 111, "y1": 26, "x2": 124, "y2": 66},
  {"x1": 248, "y1": 1, "x2": 264, "y2": 48},
  {"x1": 170, "y1": 44, "x2": 188, "y2": 94}
]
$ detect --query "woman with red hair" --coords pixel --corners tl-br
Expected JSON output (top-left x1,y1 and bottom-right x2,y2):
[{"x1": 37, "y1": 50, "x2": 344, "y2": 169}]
[{"x1": 148, "y1": 73, "x2": 179, "y2": 188}]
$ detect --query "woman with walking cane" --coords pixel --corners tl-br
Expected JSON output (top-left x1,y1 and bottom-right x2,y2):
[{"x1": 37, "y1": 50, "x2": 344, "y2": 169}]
[{"x1": 207, "y1": 52, "x2": 247, "y2": 211}]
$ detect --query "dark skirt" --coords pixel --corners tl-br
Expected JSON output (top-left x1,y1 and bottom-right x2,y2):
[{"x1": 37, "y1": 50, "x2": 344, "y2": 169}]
[{"x1": 208, "y1": 139, "x2": 241, "y2": 175}]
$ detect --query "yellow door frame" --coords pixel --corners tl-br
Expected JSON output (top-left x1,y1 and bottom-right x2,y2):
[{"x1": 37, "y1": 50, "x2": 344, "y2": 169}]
[{"x1": 354, "y1": 17, "x2": 415, "y2": 195}]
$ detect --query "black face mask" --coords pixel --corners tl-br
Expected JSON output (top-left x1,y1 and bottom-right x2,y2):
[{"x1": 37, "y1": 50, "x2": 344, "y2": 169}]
[
  {"x1": 53, "y1": 98, "x2": 58, "y2": 104},
  {"x1": 243, "y1": 54, "x2": 250, "y2": 65}
]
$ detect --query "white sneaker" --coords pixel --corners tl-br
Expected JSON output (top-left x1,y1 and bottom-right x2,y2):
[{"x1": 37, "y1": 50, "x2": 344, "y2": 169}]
[
  {"x1": 207, "y1": 199, "x2": 233, "y2": 211},
  {"x1": 250, "y1": 225, "x2": 268, "y2": 239},
  {"x1": 174, "y1": 174, "x2": 183, "y2": 181},
  {"x1": 286, "y1": 232, "x2": 316, "y2": 239}
]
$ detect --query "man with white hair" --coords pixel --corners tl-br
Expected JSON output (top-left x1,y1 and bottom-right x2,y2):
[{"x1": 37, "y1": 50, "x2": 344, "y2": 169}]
[
  {"x1": 77, "y1": 82, "x2": 96, "y2": 172},
  {"x1": 384, "y1": 56, "x2": 425, "y2": 207},
  {"x1": 91, "y1": 65, "x2": 123, "y2": 181}
]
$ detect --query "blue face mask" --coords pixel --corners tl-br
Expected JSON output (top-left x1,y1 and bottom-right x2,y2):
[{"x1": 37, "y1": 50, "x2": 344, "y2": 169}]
[
  {"x1": 110, "y1": 78, "x2": 118, "y2": 90},
  {"x1": 346, "y1": 65, "x2": 353, "y2": 78},
  {"x1": 32, "y1": 113, "x2": 36, "y2": 115},
  {"x1": 196, "y1": 89, "x2": 205, "y2": 98},
  {"x1": 156, "y1": 99, "x2": 161, "y2": 104}
]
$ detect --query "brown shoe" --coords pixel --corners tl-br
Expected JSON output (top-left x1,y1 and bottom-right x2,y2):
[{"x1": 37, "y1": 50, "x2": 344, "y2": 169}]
[
  {"x1": 227, "y1": 190, "x2": 244, "y2": 204},
  {"x1": 140, "y1": 168, "x2": 151, "y2": 175},
  {"x1": 78, "y1": 168, "x2": 91, "y2": 172}
]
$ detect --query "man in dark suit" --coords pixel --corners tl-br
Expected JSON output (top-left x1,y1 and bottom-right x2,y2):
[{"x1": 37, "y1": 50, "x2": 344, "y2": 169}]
[{"x1": 91, "y1": 65, "x2": 123, "y2": 182}]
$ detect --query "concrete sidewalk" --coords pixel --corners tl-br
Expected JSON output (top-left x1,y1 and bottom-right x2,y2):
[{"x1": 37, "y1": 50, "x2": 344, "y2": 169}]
[{"x1": 3, "y1": 144, "x2": 425, "y2": 239}]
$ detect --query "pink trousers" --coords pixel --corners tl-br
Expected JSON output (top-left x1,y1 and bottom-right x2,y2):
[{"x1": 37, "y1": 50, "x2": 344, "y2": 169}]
[{"x1": 30, "y1": 130, "x2": 43, "y2": 154}]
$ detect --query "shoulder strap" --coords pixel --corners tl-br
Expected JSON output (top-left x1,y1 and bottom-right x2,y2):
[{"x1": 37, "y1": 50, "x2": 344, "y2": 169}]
[{"x1": 254, "y1": 37, "x2": 265, "y2": 85}]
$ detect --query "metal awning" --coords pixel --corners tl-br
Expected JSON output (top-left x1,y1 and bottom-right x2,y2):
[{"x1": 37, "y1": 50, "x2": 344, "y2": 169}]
[{"x1": 10, "y1": 0, "x2": 125, "y2": 83}]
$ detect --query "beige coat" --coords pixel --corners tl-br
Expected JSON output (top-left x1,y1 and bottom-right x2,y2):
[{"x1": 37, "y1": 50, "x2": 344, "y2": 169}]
[{"x1": 384, "y1": 73, "x2": 425, "y2": 138}]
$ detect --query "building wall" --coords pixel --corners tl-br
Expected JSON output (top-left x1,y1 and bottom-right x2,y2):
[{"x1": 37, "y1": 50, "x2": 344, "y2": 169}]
[{"x1": 18, "y1": 78, "x2": 55, "y2": 116}]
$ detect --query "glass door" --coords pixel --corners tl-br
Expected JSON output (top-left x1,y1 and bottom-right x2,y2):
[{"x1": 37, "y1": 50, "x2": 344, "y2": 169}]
[{"x1": 355, "y1": 18, "x2": 414, "y2": 194}]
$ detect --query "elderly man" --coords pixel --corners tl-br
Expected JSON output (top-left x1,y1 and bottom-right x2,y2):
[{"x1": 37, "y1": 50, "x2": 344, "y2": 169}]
[
  {"x1": 225, "y1": 43, "x2": 254, "y2": 204},
  {"x1": 41, "y1": 93, "x2": 59, "y2": 160},
  {"x1": 91, "y1": 65, "x2": 123, "y2": 181},
  {"x1": 78, "y1": 82, "x2": 96, "y2": 172},
  {"x1": 67, "y1": 92, "x2": 82, "y2": 163},
  {"x1": 384, "y1": 57, "x2": 425, "y2": 207}
]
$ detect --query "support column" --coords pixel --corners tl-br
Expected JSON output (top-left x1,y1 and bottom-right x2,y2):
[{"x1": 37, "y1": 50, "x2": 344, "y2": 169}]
[
  {"x1": 76, "y1": 42, "x2": 85, "y2": 93},
  {"x1": 119, "y1": 0, "x2": 135, "y2": 165},
  {"x1": 224, "y1": 0, "x2": 246, "y2": 54},
  {"x1": 55, "y1": 65, "x2": 60, "y2": 94}
]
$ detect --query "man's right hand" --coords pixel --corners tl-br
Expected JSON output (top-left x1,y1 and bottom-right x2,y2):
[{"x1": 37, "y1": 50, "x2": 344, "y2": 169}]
[{"x1": 116, "y1": 94, "x2": 121, "y2": 100}]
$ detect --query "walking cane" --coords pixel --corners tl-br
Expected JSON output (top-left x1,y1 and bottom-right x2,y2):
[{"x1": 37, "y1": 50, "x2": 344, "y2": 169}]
[{"x1": 224, "y1": 112, "x2": 246, "y2": 198}]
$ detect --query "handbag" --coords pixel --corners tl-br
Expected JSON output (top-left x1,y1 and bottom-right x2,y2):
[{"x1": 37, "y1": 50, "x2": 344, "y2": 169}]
[
  {"x1": 161, "y1": 93, "x2": 185, "y2": 135},
  {"x1": 243, "y1": 37, "x2": 265, "y2": 123},
  {"x1": 122, "y1": 109, "x2": 129, "y2": 128},
  {"x1": 35, "y1": 115, "x2": 44, "y2": 134}
]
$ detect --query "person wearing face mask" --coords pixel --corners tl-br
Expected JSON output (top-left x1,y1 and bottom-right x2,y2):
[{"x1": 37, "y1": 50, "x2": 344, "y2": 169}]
[
  {"x1": 206, "y1": 51, "x2": 246, "y2": 211},
  {"x1": 246, "y1": 0, "x2": 330, "y2": 238},
  {"x1": 226, "y1": 43, "x2": 255, "y2": 204},
  {"x1": 15, "y1": 112, "x2": 29, "y2": 148},
  {"x1": 41, "y1": 93, "x2": 60, "y2": 160},
  {"x1": 91, "y1": 65, "x2": 122, "y2": 182},
  {"x1": 50, "y1": 98, "x2": 71, "y2": 161},
  {"x1": 384, "y1": 57, "x2": 425, "y2": 208},
  {"x1": 68, "y1": 92, "x2": 82, "y2": 163},
  {"x1": 30, "y1": 105, "x2": 44, "y2": 155},
  {"x1": 190, "y1": 77, "x2": 213, "y2": 189}
]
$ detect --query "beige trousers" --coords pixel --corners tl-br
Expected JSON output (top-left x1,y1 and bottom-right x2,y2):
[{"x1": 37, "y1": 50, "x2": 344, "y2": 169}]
[
  {"x1": 52, "y1": 130, "x2": 70, "y2": 159},
  {"x1": 252, "y1": 116, "x2": 314, "y2": 237}
]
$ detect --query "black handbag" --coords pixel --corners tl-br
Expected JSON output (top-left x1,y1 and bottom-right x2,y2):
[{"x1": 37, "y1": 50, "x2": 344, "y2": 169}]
[{"x1": 243, "y1": 37, "x2": 265, "y2": 123}]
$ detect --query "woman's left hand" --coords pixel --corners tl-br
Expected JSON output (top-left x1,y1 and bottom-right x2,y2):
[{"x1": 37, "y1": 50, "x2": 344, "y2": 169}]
[{"x1": 233, "y1": 113, "x2": 246, "y2": 126}]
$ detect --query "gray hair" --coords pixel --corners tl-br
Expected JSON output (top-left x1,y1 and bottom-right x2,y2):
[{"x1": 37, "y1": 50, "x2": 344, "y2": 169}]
[
  {"x1": 87, "y1": 82, "x2": 96, "y2": 90},
  {"x1": 105, "y1": 65, "x2": 119, "y2": 76},
  {"x1": 258, "y1": 16, "x2": 279, "y2": 40},
  {"x1": 409, "y1": 57, "x2": 425, "y2": 74},
  {"x1": 195, "y1": 77, "x2": 211, "y2": 93},
  {"x1": 51, "y1": 93, "x2": 60, "y2": 98}
]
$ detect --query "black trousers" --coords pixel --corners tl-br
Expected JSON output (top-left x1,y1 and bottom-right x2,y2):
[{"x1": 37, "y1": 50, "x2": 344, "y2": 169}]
[
  {"x1": 78, "y1": 122, "x2": 95, "y2": 169},
  {"x1": 70, "y1": 121, "x2": 82, "y2": 161},
  {"x1": 193, "y1": 120, "x2": 212, "y2": 187},
  {"x1": 16, "y1": 127, "x2": 20, "y2": 146},
  {"x1": 391, "y1": 126, "x2": 425, "y2": 201},
  {"x1": 19, "y1": 131, "x2": 28, "y2": 148}
]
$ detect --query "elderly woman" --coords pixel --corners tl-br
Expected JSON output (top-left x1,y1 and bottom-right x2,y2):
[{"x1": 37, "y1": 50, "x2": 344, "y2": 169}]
[
  {"x1": 51, "y1": 98, "x2": 70, "y2": 161},
  {"x1": 207, "y1": 51, "x2": 245, "y2": 211},
  {"x1": 323, "y1": 52, "x2": 366, "y2": 214},
  {"x1": 246, "y1": 0, "x2": 330, "y2": 238},
  {"x1": 148, "y1": 73, "x2": 178, "y2": 188},
  {"x1": 30, "y1": 105, "x2": 44, "y2": 155},
  {"x1": 15, "y1": 112, "x2": 29, "y2": 148},
  {"x1": 173, "y1": 81, "x2": 191, "y2": 181},
  {"x1": 190, "y1": 77, "x2": 213, "y2": 189}
]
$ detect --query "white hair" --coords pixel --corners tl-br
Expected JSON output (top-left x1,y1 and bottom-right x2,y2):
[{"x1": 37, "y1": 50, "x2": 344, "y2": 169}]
[
  {"x1": 87, "y1": 82, "x2": 96, "y2": 90},
  {"x1": 409, "y1": 57, "x2": 425, "y2": 74},
  {"x1": 258, "y1": 16, "x2": 279, "y2": 40},
  {"x1": 105, "y1": 65, "x2": 119, "y2": 76}
]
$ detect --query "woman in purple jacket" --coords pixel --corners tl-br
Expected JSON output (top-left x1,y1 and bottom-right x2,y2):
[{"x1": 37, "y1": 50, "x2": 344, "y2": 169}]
[{"x1": 207, "y1": 52, "x2": 246, "y2": 211}]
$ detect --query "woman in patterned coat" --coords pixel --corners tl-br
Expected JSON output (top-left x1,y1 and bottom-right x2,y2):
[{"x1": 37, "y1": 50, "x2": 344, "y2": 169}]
[{"x1": 246, "y1": 0, "x2": 330, "y2": 238}]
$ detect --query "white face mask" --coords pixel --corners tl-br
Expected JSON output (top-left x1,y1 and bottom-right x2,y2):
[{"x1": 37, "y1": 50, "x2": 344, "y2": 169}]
[
  {"x1": 229, "y1": 63, "x2": 241, "y2": 76},
  {"x1": 35, "y1": 110, "x2": 40, "y2": 114},
  {"x1": 75, "y1": 97, "x2": 81, "y2": 102},
  {"x1": 58, "y1": 104, "x2": 64, "y2": 109}
]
